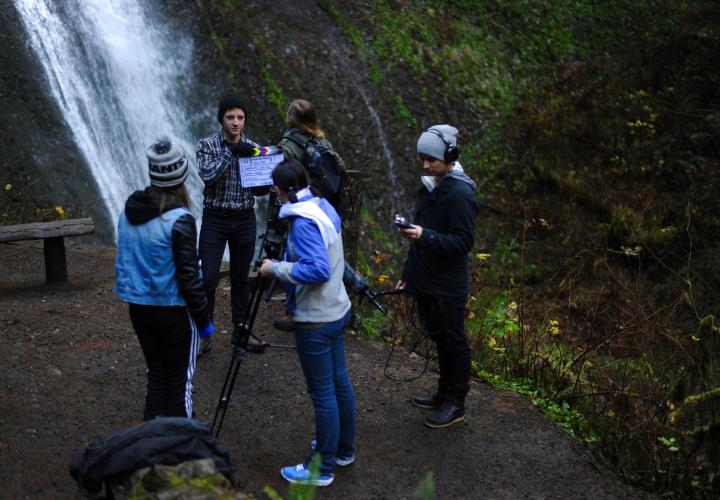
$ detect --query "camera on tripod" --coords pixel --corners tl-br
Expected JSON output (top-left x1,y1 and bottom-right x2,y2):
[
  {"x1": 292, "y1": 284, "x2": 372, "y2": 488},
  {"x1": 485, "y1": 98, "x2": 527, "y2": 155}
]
[
  {"x1": 257, "y1": 187, "x2": 287, "y2": 264},
  {"x1": 212, "y1": 186, "x2": 290, "y2": 437}
]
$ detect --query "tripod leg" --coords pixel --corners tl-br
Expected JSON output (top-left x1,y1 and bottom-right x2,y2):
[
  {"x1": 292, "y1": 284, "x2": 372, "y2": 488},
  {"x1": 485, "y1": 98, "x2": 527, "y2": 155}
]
[
  {"x1": 210, "y1": 276, "x2": 268, "y2": 437},
  {"x1": 211, "y1": 347, "x2": 245, "y2": 437}
]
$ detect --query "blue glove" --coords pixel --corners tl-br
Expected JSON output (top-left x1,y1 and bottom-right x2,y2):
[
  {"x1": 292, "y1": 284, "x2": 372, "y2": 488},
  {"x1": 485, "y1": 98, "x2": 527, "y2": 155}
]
[{"x1": 199, "y1": 322, "x2": 214, "y2": 339}]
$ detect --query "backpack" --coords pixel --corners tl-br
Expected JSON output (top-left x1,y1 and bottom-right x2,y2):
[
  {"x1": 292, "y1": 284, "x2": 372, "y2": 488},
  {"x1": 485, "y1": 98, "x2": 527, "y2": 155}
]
[
  {"x1": 282, "y1": 130, "x2": 343, "y2": 199},
  {"x1": 69, "y1": 417, "x2": 235, "y2": 496}
]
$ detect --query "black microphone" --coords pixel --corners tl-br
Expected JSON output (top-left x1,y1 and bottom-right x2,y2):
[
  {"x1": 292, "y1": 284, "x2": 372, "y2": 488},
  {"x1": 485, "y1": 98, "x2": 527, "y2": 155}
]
[{"x1": 342, "y1": 261, "x2": 386, "y2": 314}]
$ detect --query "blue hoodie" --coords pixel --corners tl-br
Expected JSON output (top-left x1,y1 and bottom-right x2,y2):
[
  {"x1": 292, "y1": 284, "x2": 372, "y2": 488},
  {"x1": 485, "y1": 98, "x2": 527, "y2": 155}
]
[{"x1": 265, "y1": 191, "x2": 351, "y2": 323}]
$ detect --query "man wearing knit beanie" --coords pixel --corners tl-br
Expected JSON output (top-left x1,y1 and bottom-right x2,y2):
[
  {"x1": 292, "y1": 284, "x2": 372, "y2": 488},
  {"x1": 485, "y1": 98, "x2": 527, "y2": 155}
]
[
  {"x1": 395, "y1": 124, "x2": 479, "y2": 429},
  {"x1": 416, "y1": 125, "x2": 459, "y2": 164},
  {"x1": 195, "y1": 94, "x2": 267, "y2": 356}
]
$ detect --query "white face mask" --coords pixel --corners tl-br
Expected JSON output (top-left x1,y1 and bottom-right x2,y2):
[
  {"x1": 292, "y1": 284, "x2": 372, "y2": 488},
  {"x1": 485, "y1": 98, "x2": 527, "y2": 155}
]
[{"x1": 421, "y1": 161, "x2": 463, "y2": 192}]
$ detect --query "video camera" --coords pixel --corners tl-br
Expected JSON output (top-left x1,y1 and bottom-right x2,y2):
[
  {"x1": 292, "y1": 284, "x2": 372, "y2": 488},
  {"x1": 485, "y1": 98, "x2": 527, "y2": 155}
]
[{"x1": 258, "y1": 187, "x2": 286, "y2": 264}]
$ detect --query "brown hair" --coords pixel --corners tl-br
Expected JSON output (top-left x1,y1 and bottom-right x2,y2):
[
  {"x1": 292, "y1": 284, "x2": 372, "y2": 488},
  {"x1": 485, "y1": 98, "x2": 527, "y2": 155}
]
[
  {"x1": 286, "y1": 99, "x2": 325, "y2": 139},
  {"x1": 145, "y1": 184, "x2": 191, "y2": 215}
]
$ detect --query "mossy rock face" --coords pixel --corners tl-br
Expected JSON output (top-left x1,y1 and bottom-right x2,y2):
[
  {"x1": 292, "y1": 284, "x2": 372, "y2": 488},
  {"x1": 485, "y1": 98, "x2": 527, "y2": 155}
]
[{"x1": 108, "y1": 458, "x2": 251, "y2": 500}]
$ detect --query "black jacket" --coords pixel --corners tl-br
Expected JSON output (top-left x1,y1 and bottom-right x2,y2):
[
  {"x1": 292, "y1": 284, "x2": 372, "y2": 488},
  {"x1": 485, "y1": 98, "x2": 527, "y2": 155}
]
[
  {"x1": 69, "y1": 417, "x2": 234, "y2": 495},
  {"x1": 402, "y1": 173, "x2": 478, "y2": 297},
  {"x1": 124, "y1": 190, "x2": 210, "y2": 327}
]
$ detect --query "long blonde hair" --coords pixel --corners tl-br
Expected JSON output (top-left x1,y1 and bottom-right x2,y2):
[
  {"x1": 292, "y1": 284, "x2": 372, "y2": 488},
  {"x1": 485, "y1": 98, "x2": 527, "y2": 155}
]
[{"x1": 286, "y1": 99, "x2": 325, "y2": 139}]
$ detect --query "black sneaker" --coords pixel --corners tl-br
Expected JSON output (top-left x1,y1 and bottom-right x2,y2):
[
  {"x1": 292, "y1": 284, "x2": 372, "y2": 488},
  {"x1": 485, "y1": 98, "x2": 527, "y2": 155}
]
[
  {"x1": 272, "y1": 313, "x2": 296, "y2": 331},
  {"x1": 412, "y1": 393, "x2": 446, "y2": 409},
  {"x1": 424, "y1": 400, "x2": 465, "y2": 429},
  {"x1": 273, "y1": 317, "x2": 297, "y2": 331},
  {"x1": 197, "y1": 336, "x2": 212, "y2": 358}
]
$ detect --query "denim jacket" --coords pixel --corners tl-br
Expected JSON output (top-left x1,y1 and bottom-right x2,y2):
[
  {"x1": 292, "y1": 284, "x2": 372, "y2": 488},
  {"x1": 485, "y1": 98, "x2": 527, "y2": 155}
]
[
  {"x1": 115, "y1": 190, "x2": 208, "y2": 330},
  {"x1": 115, "y1": 206, "x2": 189, "y2": 306}
]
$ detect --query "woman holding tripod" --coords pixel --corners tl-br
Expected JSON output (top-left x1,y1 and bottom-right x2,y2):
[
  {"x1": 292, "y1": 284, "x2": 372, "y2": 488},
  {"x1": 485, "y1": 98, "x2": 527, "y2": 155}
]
[{"x1": 259, "y1": 159, "x2": 355, "y2": 487}]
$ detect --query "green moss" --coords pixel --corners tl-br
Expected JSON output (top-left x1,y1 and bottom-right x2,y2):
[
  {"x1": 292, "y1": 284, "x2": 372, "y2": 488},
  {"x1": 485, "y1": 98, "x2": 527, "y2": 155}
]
[
  {"x1": 670, "y1": 387, "x2": 720, "y2": 425},
  {"x1": 320, "y1": 2, "x2": 368, "y2": 59},
  {"x1": 369, "y1": 63, "x2": 384, "y2": 85},
  {"x1": 474, "y1": 367, "x2": 600, "y2": 443},
  {"x1": 259, "y1": 67, "x2": 287, "y2": 120},
  {"x1": 359, "y1": 309, "x2": 388, "y2": 341},
  {"x1": 394, "y1": 94, "x2": 417, "y2": 129}
]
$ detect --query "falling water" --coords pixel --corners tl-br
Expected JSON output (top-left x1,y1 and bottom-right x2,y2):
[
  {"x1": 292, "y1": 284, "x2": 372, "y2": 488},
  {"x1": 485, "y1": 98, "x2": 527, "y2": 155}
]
[
  {"x1": 13, "y1": 0, "x2": 203, "y2": 231},
  {"x1": 329, "y1": 48, "x2": 398, "y2": 186}
]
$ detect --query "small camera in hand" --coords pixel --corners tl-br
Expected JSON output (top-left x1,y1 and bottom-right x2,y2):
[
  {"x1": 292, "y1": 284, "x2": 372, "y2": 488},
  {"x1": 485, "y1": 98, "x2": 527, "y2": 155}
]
[{"x1": 393, "y1": 214, "x2": 413, "y2": 229}]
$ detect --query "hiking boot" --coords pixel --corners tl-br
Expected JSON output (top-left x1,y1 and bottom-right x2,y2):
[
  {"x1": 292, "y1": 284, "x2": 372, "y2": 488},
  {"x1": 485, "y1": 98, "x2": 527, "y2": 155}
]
[
  {"x1": 412, "y1": 393, "x2": 445, "y2": 409},
  {"x1": 310, "y1": 439, "x2": 355, "y2": 466},
  {"x1": 245, "y1": 336, "x2": 266, "y2": 354},
  {"x1": 273, "y1": 317, "x2": 297, "y2": 331},
  {"x1": 231, "y1": 324, "x2": 265, "y2": 353},
  {"x1": 424, "y1": 400, "x2": 465, "y2": 429},
  {"x1": 280, "y1": 463, "x2": 334, "y2": 486},
  {"x1": 197, "y1": 336, "x2": 212, "y2": 358}
]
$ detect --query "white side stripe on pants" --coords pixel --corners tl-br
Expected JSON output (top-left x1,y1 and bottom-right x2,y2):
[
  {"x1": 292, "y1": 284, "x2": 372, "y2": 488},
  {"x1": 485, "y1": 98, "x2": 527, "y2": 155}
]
[{"x1": 184, "y1": 310, "x2": 199, "y2": 418}]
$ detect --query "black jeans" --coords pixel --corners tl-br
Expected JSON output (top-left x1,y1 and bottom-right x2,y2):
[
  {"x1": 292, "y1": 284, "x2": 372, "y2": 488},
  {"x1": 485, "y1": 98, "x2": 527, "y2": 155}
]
[
  {"x1": 416, "y1": 295, "x2": 471, "y2": 404},
  {"x1": 199, "y1": 209, "x2": 256, "y2": 325},
  {"x1": 129, "y1": 304, "x2": 198, "y2": 419}
]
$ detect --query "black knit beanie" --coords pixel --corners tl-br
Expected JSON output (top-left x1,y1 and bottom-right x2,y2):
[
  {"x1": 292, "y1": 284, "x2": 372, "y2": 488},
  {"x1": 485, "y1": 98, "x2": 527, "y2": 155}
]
[{"x1": 217, "y1": 94, "x2": 249, "y2": 123}]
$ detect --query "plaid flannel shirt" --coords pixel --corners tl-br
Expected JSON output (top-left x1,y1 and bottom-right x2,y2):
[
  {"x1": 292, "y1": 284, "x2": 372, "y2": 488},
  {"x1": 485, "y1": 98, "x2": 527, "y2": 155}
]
[{"x1": 196, "y1": 131, "x2": 259, "y2": 210}]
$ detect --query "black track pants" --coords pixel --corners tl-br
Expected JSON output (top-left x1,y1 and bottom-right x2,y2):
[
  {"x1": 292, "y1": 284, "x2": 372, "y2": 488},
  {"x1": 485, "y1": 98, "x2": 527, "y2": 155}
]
[
  {"x1": 199, "y1": 210, "x2": 256, "y2": 326},
  {"x1": 416, "y1": 295, "x2": 471, "y2": 403},
  {"x1": 129, "y1": 304, "x2": 198, "y2": 419}
]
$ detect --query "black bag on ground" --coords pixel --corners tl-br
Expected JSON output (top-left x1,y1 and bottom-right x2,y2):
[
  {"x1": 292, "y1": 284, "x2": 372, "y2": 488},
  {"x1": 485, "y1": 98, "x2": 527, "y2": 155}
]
[
  {"x1": 69, "y1": 417, "x2": 235, "y2": 496},
  {"x1": 282, "y1": 130, "x2": 343, "y2": 198}
]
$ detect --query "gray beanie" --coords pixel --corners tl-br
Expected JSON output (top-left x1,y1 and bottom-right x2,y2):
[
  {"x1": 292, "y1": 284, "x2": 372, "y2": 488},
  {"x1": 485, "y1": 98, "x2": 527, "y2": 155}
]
[
  {"x1": 146, "y1": 136, "x2": 188, "y2": 188},
  {"x1": 416, "y1": 124, "x2": 459, "y2": 162}
]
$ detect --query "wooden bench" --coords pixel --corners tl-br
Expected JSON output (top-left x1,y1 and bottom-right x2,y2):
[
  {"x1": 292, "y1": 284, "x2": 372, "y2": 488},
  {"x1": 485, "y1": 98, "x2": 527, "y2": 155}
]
[{"x1": 0, "y1": 218, "x2": 95, "y2": 284}]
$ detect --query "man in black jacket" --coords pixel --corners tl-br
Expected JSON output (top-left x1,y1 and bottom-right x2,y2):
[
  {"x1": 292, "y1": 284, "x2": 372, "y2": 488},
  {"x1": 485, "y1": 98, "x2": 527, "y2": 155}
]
[{"x1": 395, "y1": 124, "x2": 478, "y2": 428}]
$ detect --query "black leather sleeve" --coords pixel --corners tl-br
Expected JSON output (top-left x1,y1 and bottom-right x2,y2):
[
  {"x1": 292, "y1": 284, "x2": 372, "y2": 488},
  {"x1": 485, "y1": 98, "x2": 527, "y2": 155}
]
[{"x1": 171, "y1": 213, "x2": 210, "y2": 328}]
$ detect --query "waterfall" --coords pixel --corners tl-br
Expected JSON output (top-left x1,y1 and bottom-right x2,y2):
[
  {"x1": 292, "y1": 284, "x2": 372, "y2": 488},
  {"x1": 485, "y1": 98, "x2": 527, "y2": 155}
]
[
  {"x1": 329, "y1": 46, "x2": 407, "y2": 215},
  {"x1": 13, "y1": 0, "x2": 203, "y2": 231},
  {"x1": 329, "y1": 48, "x2": 397, "y2": 185}
]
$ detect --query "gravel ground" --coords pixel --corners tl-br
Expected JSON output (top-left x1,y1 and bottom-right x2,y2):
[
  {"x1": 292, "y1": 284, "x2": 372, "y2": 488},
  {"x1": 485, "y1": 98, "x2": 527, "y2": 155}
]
[{"x1": 0, "y1": 240, "x2": 651, "y2": 499}]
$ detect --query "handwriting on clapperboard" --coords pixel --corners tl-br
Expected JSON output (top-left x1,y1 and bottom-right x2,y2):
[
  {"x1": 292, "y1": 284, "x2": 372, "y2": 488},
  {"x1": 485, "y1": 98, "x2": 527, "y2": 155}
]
[{"x1": 239, "y1": 153, "x2": 283, "y2": 187}]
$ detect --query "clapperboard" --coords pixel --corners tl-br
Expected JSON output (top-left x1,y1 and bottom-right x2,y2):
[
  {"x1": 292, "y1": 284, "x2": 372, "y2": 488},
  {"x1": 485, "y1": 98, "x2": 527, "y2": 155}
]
[{"x1": 238, "y1": 146, "x2": 283, "y2": 187}]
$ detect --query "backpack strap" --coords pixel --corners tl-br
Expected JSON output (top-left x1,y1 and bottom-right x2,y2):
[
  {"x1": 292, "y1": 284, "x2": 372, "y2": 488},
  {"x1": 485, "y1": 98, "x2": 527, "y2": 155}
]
[{"x1": 281, "y1": 128, "x2": 310, "y2": 149}]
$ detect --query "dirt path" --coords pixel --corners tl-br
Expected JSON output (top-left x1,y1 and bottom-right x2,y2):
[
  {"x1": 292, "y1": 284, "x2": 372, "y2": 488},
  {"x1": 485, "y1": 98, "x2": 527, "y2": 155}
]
[{"x1": 0, "y1": 241, "x2": 649, "y2": 499}]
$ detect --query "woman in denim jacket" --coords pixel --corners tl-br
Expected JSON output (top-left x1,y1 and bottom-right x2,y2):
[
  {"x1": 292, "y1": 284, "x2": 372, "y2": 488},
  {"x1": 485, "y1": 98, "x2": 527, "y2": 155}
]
[{"x1": 115, "y1": 137, "x2": 214, "y2": 420}]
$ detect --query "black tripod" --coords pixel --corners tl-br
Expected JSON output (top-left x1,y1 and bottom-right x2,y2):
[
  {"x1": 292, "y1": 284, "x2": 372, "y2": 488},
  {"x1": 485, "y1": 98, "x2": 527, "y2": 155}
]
[
  {"x1": 210, "y1": 268, "x2": 278, "y2": 437},
  {"x1": 210, "y1": 190, "x2": 289, "y2": 438}
]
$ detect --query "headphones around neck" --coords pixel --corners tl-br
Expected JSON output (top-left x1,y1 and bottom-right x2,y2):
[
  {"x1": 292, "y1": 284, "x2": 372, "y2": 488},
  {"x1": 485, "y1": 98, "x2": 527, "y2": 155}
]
[{"x1": 425, "y1": 128, "x2": 460, "y2": 163}]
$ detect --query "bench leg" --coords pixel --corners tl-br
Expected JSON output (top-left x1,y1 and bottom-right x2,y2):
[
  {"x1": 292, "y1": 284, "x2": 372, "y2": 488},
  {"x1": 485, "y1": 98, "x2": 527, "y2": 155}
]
[{"x1": 44, "y1": 236, "x2": 68, "y2": 284}]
